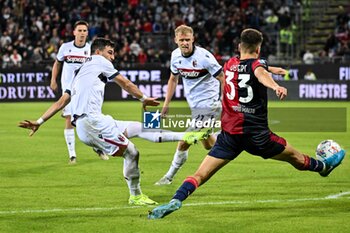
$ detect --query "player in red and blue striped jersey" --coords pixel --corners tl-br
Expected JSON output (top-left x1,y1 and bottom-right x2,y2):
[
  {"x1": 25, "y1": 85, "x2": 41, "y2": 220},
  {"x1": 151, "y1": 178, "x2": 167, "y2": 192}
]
[{"x1": 148, "y1": 28, "x2": 346, "y2": 219}]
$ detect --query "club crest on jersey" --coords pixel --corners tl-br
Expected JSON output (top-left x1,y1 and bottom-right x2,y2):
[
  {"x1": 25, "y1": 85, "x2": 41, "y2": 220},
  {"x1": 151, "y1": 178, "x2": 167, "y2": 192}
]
[
  {"x1": 85, "y1": 50, "x2": 89, "y2": 55},
  {"x1": 192, "y1": 60, "x2": 197, "y2": 67}
]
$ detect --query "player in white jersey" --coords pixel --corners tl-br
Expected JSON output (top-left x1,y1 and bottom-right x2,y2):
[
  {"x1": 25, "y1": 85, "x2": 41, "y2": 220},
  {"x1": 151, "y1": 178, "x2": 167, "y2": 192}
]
[
  {"x1": 155, "y1": 25, "x2": 288, "y2": 185},
  {"x1": 50, "y1": 20, "x2": 91, "y2": 164},
  {"x1": 155, "y1": 25, "x2": 225, "y2": 185},
  {"x1": 19, "y1": 38, "x2": 161, "y2": 205}
]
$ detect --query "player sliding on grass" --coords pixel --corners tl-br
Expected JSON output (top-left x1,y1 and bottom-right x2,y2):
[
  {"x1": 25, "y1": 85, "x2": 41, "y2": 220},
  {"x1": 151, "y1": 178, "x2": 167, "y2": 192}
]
[
  {"x1": 148, "y1": 28, "x2": 346, "y2": 218},
  {"x1": 19, "y1": 37, "x2": 208, "y2": 206}
]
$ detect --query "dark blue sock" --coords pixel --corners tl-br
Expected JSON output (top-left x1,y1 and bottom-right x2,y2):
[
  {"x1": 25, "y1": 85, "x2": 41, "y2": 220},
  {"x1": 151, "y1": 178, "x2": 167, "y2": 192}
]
[
  {"x1": 310, "y1": 157, "x2": 324, "y2": 172},
  {"x1": 172, "y1": 177, "x2": 198, "y2": 202},
  {"x1": 303, "y1": 155, "x2": 324, "y2": 172}
]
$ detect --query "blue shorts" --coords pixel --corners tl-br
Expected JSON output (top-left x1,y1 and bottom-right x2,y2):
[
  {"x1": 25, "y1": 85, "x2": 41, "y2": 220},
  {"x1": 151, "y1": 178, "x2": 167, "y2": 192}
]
[{"x1": 208, "y1": 130, "x2": 286, "y2": 160}]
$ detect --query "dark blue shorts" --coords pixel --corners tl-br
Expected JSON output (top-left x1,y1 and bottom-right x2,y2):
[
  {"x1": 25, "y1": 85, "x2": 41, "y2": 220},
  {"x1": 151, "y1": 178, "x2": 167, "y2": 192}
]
[{"x1": 208, "y1": 130, "x2": 286, "y2": 160}]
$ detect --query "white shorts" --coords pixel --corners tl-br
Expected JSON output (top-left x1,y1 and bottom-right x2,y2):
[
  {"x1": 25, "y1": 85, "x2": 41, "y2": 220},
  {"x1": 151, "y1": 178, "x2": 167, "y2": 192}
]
[
  {"x1": 187, "y1": 100, "x2": 222, "y2": 132},
  {"x1": 75, "y1": 114, "x2": 129, "y2": 156}
]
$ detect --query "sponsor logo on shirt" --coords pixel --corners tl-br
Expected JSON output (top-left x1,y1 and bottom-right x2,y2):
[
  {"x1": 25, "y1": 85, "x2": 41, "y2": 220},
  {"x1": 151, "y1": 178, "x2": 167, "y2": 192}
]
[
  {"x1": 64, "y1": 55, "x2": 87, "y2": 64},
  {"x1": 178, "y1": 68, "x2": 208, "y2": 79}
]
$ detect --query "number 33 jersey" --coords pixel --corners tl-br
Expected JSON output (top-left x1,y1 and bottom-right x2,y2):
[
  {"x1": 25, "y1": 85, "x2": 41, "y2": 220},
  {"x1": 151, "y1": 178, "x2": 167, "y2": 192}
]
[{"x1": 221, "y1": 57, "x2": 269, "y2": 134}]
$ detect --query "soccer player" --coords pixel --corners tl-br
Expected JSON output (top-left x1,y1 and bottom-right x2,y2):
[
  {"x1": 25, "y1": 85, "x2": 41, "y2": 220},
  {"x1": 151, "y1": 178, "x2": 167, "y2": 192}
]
[
  {"x1": 50, "y1": 20, "x2": 91, "y2": 164},
  {"x1": 155, "y1": 25, "x2": 225, "y2": 185},
  {"x1": 155, "y1": 25, "x2": 287, "y2": 185},
  {"x1": 19, "y1": 38, "x2": 160, "y2": 206},
  {"x1": 148, "y1": 28, "x2": 346, "y2": 218}
]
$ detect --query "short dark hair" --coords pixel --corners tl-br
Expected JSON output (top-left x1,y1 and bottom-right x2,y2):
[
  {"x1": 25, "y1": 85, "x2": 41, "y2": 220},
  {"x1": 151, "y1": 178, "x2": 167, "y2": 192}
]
[
  {"x1": 240, "y1": 28, "x2": 263, "y2": 53},
  {"x1": 91, "y1": 37, "x2": 115, "y2": 53},
  {"x1": 74, "y1": 20, "x2": 89, "y2": 29}
]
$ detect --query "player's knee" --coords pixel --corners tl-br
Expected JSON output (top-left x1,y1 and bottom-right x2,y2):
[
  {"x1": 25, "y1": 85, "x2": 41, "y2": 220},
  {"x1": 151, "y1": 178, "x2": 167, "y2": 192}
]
[
  {"x1": 201, "y1": 136, "x2": 215, "y2": 150},
  {"x1": 178, "y1": 141, "x2": 191, "y2": 150},
  {"x1": 124, "y1": 142, "x2": 139, "y2": 159},
  {"x1": 203, "y1": 144, "x2": 213, "y2": 150}
]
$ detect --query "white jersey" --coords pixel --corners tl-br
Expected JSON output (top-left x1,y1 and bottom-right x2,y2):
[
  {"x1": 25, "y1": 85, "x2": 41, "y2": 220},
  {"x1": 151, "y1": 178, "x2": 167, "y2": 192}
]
[
  {"x1": 170, "y1": 46, "x2": 222, "y2": 108},
  {"x1": 67, "y1": 55, "x2": 120, "y2": 118},
  {"x1": 56, "y1": 40, "x2": 91, "y2": 91}
]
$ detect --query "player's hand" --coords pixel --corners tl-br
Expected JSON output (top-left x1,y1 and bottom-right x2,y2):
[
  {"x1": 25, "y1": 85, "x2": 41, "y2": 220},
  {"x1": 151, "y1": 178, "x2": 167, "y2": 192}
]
[
  {"x1": 275, "y1": 86, "x2": 287, "y2": 100},
  {"x1": 18, "y1": 120, "x2": 40, "y2": 136},
  {"x1": 142, "y1": 97, "x2": 160, "y2": 110},
  {"x1": 161, "y1": 105, "x2": 169, "y2": 118},
  {"x1": 50, "y1": 80, "x2": 58, "y2": 92}
]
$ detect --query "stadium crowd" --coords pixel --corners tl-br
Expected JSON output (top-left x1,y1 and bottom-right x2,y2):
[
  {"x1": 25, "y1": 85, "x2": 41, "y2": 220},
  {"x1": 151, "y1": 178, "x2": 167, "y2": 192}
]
[
  {"x1": 0, "y1": 0, "x2": 309, "y2": 69},
  {"x1": 323, "y1": 4, "x2": 350, "y2": 62}
]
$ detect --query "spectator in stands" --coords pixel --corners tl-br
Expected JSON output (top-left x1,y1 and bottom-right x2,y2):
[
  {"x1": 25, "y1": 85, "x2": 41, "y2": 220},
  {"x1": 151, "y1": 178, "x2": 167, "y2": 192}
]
[
  {"x1": 10, "y1": 49, "x2": 22, "y2": 67},
  {"x1": 30, "y1": 47, "x2": 43, "y2": 66},
  {"x1": 304, "y1": 69, "x2": 317, "y2": 80},
  {"x1": 129, "y1": 39, "x2": 141, "y2": 56},
  {"x1": 137, "y1": 48, "x2": 148, "y2": 64},
  {"x1": 0, "y1": 31, "x2": 11, "y2": 48},
  {"x1": 303, "y1": 50, "x2": 314, "y2": 64},
  {"x1": 264, "y1": 10, "x2": 279, "y2": 32},
  {"x1": 1, "y1": 52, "x2": 11, "y2": 69},
  {"x1": 0, "y1": 0, "x2": 299, "y2": 68}
]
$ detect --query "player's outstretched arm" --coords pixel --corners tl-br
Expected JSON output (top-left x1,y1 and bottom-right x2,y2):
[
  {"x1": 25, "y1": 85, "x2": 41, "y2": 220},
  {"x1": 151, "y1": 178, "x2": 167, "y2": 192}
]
[
  {"x1": 268, "y1": 66, "x2": 287, "y2": 75},
  {"x1": 18, "y1": 93, "x2": 71, "y2": 136},
  {"x1": 113, "y1": 74, "x2": 160, "y2": 109},
  {"x1": 254, "y1": 66, "x2": 287, "y2": 100}
]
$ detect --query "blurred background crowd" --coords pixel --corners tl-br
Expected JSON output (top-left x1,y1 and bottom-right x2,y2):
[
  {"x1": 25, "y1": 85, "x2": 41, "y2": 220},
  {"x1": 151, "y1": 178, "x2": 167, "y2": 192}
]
[{"x1": 0, "y1": 0, "x2": 349, "y2": 69}]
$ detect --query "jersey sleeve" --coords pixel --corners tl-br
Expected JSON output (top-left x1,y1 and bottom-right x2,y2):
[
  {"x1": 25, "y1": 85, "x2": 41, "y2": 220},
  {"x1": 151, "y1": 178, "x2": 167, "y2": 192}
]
[
  {"x1": 101, "y1": 58, "x2": 120, "y2": 80},
  {"x1": 252, "y1": 59, "x2": 268, "y2": 72},
  {"x1": 170, "y1": 51, "x2": 179, "y2": 75},
  {"x1": 56, "y1": 43, "x2": 66, "y2": 62},
  {"x1": 203, "y1": 50, "x2": 222, "y2": 77}
]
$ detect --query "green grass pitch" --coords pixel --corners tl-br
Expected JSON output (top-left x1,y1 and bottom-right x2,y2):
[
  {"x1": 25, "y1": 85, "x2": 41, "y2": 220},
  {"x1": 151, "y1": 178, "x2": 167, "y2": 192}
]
[{"x1": 0, "y1": 101, "x2": 349, "y2": 233}]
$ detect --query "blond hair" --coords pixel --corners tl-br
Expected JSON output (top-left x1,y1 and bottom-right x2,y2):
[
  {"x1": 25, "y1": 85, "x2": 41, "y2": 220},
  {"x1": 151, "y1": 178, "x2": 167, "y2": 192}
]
[{"x1": 174, "y1": 25, "x2": 194, "y2": 36}]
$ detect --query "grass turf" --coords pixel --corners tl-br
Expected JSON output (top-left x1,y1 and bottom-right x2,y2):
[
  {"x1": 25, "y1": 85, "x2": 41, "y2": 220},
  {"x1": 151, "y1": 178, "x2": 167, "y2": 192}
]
[{"x1": 0, "y1": 101, "x2": 349, "y2": 233}]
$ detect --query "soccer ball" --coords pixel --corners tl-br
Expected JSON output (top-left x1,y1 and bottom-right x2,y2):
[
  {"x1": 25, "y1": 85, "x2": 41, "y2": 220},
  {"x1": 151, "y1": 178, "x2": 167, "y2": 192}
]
[{"x1": 316, "y1": 140, "x2": 342, "y2": 161}]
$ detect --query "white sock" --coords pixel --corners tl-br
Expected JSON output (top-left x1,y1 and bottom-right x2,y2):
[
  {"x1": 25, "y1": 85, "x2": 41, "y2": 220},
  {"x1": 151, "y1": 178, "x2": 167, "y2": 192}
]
[
  {"x1": 123, "y1": 142, "x2": 142, "y2": 196},
  {"x1": 138, "y1": 132, "x2": 185, "y2": 142},
  {"x1": 126, "y1": 121, "x2": 185, "y2": 142},
  {"x1": 64, "y1": 129, "x2": 76, "y2": 158},
  {"x1": 165, "y1": 149, "x2": 189, "y2": 180}
]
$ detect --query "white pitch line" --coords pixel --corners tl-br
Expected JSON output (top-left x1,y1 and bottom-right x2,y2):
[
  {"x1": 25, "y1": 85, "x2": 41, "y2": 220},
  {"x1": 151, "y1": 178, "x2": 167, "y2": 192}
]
[
  {"x1": 0, "y1": 191, "x2": 349, "y2": 215},
  {"x1": 325, "y1": 191, "x2": 350, "y2": 199}
]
